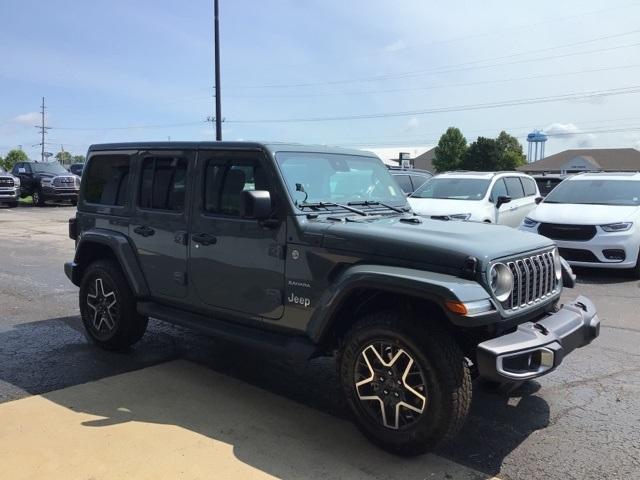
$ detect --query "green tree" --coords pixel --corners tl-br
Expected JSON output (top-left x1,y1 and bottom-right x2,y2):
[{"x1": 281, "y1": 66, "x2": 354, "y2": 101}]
[
  {"x1": 495, "y1": 131, "x2": 526, "y2": 169},
  {"x1": 72, "y1": 154, "x2": 86, "y2": 163},
  {"x1": 2, "y1": 149, "x2": 28, "y2": 171},
  {"x1": 433, "y1": 127, "x2": 467, "y2": 172},
  {"x1": 461, "y1": 137, "x2": 500, "y2": 171},
  {"x1": 55, "y1": 150, "x2": 73, "y2": 165}
]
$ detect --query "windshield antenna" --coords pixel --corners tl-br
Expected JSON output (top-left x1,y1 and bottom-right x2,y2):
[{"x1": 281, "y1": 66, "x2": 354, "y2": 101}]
[{"x1": 295, "y1": 183, "x2": 308, "y2": 204}]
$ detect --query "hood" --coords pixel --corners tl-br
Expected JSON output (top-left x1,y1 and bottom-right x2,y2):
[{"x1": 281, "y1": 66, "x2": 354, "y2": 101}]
[
  {"x1": 531, "y1": 203, "x2": 640, "y2": 224},
  {"x1": 316, "y1": 215, "x2": 553, "y2": 271},
  {"x1": 407, "y1": 197, "x2": 484, "y2": 216}
]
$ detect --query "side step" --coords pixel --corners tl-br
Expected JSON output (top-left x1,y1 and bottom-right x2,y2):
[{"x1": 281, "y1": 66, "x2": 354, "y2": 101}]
[{"x1": 137, "y1": 301, "x2": 317, "y2": 361}]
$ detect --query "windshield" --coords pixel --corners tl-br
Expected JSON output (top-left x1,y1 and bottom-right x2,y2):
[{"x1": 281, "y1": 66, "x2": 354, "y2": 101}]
[
  {"x1": 544, "y1": 179, "x2": 640, "y2": 206},
  {"x1": 276, "y1": 152, "x2": 405, "y2": 206},
  {"x1": 411, "y1": 177, "x2": 490, "y2": 201},
  {"x1": 31, "y1": 162, "x2": 68, "y2": 175}
]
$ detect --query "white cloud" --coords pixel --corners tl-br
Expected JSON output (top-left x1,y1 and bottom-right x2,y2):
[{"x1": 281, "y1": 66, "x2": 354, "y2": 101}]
[
  {"x1": 404, "y1": 117, "x2": 420, "y2": 132},
  {"x1": 12, "y1": 112, "x2": 41, "y2": 125},
  {"x1": 543, "y1": 122, "x2": 581, "y2": 138},
  {"x1": 577, "y1": 134, "x2": 597, "y2": 148},
  {"x1": 382, "y1": 39, "x2": 406, "y2": 53}
]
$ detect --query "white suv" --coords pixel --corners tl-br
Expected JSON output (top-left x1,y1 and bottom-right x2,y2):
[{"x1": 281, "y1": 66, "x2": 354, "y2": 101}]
[
  {"x1": 519, "y1": 172, "x2": 640, "y2": 275},
  {"x1": 407, "y1": 171, "x2": 541, "y2": 227}
]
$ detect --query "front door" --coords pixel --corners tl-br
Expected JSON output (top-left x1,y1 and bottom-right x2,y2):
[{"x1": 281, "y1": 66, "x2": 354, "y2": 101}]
[
  {"x1": 129, "y1": 151, "x2": 193, "y2": 300},
  {"x1": 189, "y1": 149, "x2": 286, "y2": 320}
]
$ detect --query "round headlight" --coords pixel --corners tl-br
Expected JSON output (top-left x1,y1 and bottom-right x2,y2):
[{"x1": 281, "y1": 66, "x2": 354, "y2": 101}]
[
  {"x1": 489, "y1": 263, "x2": 514, "y2": 302},
  {"x1": 553, "y1": 248, "x2": 562, "y2": 281}
]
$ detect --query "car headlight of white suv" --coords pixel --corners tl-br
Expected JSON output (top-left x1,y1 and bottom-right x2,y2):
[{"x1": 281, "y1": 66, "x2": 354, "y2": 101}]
[
  {"x1": 448, "y1": 213, "x2": 472, "y2": 221},
  {"x1": 522, "y1": 217, "x2": 539, "y2": 228},
  {"x1": 600, "y1": 222, "x2": 633, "y2": 232}
]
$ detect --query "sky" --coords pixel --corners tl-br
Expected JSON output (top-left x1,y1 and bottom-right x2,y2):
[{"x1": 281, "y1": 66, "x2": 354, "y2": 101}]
[{"x1": 2, "y1": 0, "x2": 640, "y2": 162}]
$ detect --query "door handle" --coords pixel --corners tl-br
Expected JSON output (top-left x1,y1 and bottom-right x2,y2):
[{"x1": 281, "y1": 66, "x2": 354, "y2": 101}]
[
  {"x1": 192, "y1": 233, "x2": 217, "y2": 246},
  {"x1": 133, "y1": 225, "x2": 155, "y2": 237}
]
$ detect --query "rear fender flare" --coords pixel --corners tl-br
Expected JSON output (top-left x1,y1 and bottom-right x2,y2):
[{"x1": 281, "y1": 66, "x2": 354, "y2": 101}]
[{"x1": 73, "y1": 229, "x2": 149, "y2": 297}]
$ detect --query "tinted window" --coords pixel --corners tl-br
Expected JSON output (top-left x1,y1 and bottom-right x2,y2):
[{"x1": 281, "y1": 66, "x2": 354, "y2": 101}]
[
  {"x1": 504, "y1": 177, "x2": 524, "y2": 199},
  {"x1": 410, "y1": 174, "x2": 429, "y2": 190},
  {"x1": 490, "y1": 178, "x2": 508, "y2": 202},
  {"x1": 138, "y1": 157, "x2": 187, "y2": 211},
  {"x1": 84, "y1": 155, "x2": 130, "y2": 206},
  {"x1": 522, "y1": 177, "x2": 537, "y2": 196},
  {"x1": 205, "y1": 157, "x2": 269, "y2": 216},
  {"x1": 544, "y1": 179, "x2": 640, "y2": 206},
  {"x1": 394, "y1": 174, "x2": 413, "y2": 193},
  {"x1": 536, "y1": 178, "x2": 562, "y2": 196},
  {"x1": 412, "y1": 178, "x2": 490, "y2": 201}
]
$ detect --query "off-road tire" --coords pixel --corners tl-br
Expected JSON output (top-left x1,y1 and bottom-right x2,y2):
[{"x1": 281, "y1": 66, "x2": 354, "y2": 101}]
[
  {"x1": 338, "y1": 310, "x2": 471, "y2": 456},
  {"x1": 79, "y1": 259, "x2": 148, "y2": 350},
  {"x1": 32, "y1": 189, "x2": 45, "y2": 206}
]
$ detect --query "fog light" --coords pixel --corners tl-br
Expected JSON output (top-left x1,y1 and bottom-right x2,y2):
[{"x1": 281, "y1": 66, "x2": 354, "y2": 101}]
[{"x1": 603, "y1": 249, "x2": 625, "y2": 261}]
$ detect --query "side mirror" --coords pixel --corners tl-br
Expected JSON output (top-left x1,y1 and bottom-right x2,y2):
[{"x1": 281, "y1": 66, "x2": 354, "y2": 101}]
[
  {"x1": 535, "y1": 196, "x2": 543, "y2": 205},
  {"x1": 240, "y1": 190, "x2": 272, "y2": 221},
  {"x1": 495, "y1": 195, "x2": 511, "y2": 209}
]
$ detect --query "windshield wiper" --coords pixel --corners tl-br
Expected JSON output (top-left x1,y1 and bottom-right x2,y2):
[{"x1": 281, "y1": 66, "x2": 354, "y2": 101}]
[
  {"x1": 347, "y1": 200, "x2": 407, "y2": 214},
  {"x1": 299, "y1": 201, "x2": 368, "y2": 216}
]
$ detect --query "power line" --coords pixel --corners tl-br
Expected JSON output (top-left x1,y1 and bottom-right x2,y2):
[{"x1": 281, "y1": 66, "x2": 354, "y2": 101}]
[
  {"x1": 50, "y1": 120, "x2": 206, "y2": 131},
  {"x1": 224, "y1": 64, "x2": 640, "y2": 99},
  {"x1": 224, "y1": 85, "x2": 640, "y2": 124},
  {"x1": 230, "y1": 32, "x2": 640, "y2": 90}
]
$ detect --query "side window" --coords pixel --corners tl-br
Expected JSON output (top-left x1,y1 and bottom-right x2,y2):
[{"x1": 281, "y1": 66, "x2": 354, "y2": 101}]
[
  {"x1": 204, "y1": 157, "x2": 270, "y2": 216},
  {"x1": 84, "y1": 154, "x2": 131, "y2": 206},
  {"x1": 490, "y1": 178, "x2": 508, "y2": 202},
  {"x1": 522, "y1": 177, "x2": 537, "y2": 196},
  {"x1": 394, "y1": 174, "x2": 413, "y2": 194},
  {"x1": 138, "y1": 156, "x2": 188, "y2": 211},
  {"x1": 410, "y1": 175, "x2": 429, "y2": 191},
  {"x1": 504, "y1": 177, "x2": 525, "y2": 199}
]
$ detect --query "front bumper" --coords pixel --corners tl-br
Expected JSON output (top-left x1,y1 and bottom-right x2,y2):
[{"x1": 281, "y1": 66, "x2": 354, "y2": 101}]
[
  {"x1": 42, "y1": 187, "x2": 79, "y2": 200},
  {"x1": 476, "y1": 295, "x2": 599, "y2": 382},
  {"x1": 0, "y1": 187, "x2": 20, "y2": 201}
]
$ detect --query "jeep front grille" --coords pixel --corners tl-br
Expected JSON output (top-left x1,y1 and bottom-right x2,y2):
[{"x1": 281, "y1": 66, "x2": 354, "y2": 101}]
[{"x1": 506, "y1": 251, "x2": 558, "y2": 310}]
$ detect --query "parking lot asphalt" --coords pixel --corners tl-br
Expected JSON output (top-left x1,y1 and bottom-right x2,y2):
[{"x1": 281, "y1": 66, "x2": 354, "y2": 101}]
[{"x1": 1, "y1": 205, "x2": 639, "y2": 479}]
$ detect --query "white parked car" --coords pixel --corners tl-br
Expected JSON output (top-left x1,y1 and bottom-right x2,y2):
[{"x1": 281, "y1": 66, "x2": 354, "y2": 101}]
[
  {"x1": 519, "y1": 172, "x2": 640, "y2": 275},
  {"x1": 407, "y1": 171, "x2": 541, "y2": 227}
]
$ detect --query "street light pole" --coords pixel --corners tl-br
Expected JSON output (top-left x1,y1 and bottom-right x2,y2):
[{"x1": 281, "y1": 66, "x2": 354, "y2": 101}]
[{"x1": 214, "y1": 0, "x2": 222, "y2": 141}]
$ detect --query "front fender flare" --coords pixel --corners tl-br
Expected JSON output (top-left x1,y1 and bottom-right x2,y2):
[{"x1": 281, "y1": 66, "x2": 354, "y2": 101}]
[
  {"x1": 306, "y1": 264, "x2": 492, "y2": 343},
  {"x1": 72, "y1": 229, "x2": 149, "y2": 297}
]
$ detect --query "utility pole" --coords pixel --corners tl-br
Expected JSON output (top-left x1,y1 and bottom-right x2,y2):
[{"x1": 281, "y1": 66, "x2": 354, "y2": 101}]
[
  {"x1": 214, "y1": 0, "x2": 222, "y2": 141},
  {"x1": 34, "y1": 97, "x2": 51, "y2": 162}
]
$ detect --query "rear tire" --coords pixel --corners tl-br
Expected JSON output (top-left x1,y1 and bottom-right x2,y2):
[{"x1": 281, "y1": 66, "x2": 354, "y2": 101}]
[
  {"x1": 337, "y1": 310, "x2": 472, "y2": 456},
  {"x1": 79, "y1": 259, "x2": 148, "y2": 350}
]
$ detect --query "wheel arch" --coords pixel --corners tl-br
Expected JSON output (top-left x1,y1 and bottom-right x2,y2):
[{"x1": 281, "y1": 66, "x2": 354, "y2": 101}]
[
  {"x1": 73, "y1": 229, "x2": 149, "y2": 298},
  {"x1": 306, "y1": 264, "x2": 491, "y2": 353}
]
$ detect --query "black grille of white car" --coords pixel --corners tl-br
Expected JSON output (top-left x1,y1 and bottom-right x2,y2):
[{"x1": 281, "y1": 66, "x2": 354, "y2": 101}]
[
  {"x1": 506, "y1": 251, "x2": 558, "y2": 310},
  {"x1": 538, "y1": 223, "x2": 597, "y2": 241},
  {"x1": 0, "y1": 177, "x2": 14, "y2": 187},
  {"x1": 52, "y1": 176, "x2": 76, "y2": 187}
]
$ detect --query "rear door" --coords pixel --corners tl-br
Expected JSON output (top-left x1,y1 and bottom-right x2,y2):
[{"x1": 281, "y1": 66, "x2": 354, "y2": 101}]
[
  {"x1": 188, "y1": 149, "x2": 286, "y2": 320},
  {"x1": 129, "y1": 150, "x2": 193, "y2": 300},
  {"x1": 519, "y1": 176, "x2": 539, "y2": 219},
  {"x1": 13, "y1": 163, "x2": 35, "y2": 195}
]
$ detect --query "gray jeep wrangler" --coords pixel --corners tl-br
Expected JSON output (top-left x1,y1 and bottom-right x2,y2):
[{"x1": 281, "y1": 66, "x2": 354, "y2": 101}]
[{"x1": 65, "y1": 142, "x2": 599, "y2": 456}]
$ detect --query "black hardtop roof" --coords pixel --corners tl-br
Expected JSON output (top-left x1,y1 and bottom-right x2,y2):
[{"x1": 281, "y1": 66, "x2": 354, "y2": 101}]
[{"x1": 87, "y1": 141, "x2": 378, "y2": 158}]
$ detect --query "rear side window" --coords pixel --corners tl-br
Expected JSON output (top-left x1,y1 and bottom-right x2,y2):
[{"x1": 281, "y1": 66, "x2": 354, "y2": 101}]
[
  {"x1": 521, "y1": 177, "x2": 537, "y2": 196},
  {"x1": 504, "y1": 177, "x2": 525, "y2": 199},
  {"x1": 139, "y1": 157, "x2": 188, "y2": 211},
  {"x1": 84, "y1": 155, "x2": 130, "y2": 206},
  {"x1": 394, "y1": 174, "x2": 413, "y2": 194}
]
